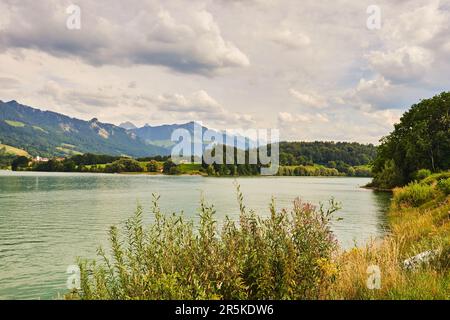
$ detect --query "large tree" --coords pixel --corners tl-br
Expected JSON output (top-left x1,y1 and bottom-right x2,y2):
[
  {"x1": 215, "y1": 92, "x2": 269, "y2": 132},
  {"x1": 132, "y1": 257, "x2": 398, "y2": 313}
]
[{"x1": 372, "y1": 92, "x2": 450, "y2": 188}]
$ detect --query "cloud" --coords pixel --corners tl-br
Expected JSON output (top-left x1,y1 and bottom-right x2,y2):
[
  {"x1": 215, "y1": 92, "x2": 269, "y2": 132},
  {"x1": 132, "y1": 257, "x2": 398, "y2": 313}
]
[
  {"x1": 382, "y1": 0, "x2": 448, "y2": 46},
  {"x1": 289, "y1": 89, "x2": 328, "y2": 109},
  {"x1": 367, "y1": 46, "x2": 434, "y2": 83},
  {"x1": 363, "y1": 109, "x2": 402, "y2": 129},
  {"x1": 278, "y1": 112, "x2": 310, "y2": 123},
  {"x1": 278, "y1": 112, "x2": 328, "y2": 124},
  {"x1": 156, "y1": 90, "x2": 221, "y2": 113},
  {"x1": 271, "y1": 28, "x2": 311, "y2": 49},
  {"x1": 39, "y1": 81, "x2": 117, "y2": 113},
  {"x1": 337, "y1": 76, "x2": 414, "y2": 111},
  {"x1": 154, "y1": 90, "x2": 255, "y2": 126},
  {"x1": 0, "y1": 77, "x2": 20, "y2": 90},
  {"x1": 0, "y1": 1, "x2": 249, "y2": 75}
]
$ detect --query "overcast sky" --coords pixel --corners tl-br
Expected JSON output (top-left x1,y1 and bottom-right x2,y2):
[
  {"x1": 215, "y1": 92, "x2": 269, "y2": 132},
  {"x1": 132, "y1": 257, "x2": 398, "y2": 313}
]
[{"x1": 1, "y1": 0, "x2": 449, "y2": 143}]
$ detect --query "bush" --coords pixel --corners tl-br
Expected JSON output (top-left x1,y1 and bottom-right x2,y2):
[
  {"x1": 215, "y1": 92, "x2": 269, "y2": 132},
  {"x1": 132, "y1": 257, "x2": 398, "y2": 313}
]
[
  {"x1": 163, "y1": 160, "x2": 177, "y2": 174},
  {"x1": 104, "y1": 158, "x2": 143, "y2": 173},
  {"x1": 146, "y1": 160, "x2": 160, "y2": 172},
  {"x1": 11, "y1": 156, "x2": 30, "y2": 171},
  {"x1": 371, "y1": 159, "x2": 404, "y2": 189},
  {"x1": 71, "y1": 187, "x2": 340, "y2": 300},
  {"x1": 413, "y1": 169, "x2": 432, "y2": 181},
  {"x1": 421, "y1": 172, "x2": 450, "y2": 186},
  {"x1": 437, "y1": 178, "x2": 450, "y2": 195},
  {"x1": 393, "y1": 182, "x2": 436, "y2": 208}
]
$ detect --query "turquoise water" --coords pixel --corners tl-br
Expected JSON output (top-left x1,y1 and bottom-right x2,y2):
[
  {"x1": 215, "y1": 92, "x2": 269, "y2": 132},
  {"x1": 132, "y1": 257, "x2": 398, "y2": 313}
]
[{"x1": 0, "y1": 171, "x2": 391, "y2": 299}]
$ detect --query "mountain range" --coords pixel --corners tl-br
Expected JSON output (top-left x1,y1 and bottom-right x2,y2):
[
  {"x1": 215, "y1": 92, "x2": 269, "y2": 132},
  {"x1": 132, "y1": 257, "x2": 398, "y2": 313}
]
[{"x1": 0, "y1": 100, "x2": 231, "y2": 158}]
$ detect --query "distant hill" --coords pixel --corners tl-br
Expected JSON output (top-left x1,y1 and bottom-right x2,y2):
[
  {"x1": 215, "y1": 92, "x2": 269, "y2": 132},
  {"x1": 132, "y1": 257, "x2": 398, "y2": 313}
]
[
  {"x1": 0, "y1": 100, "x2": 378, "y2": 165},
  {"x1": 130, "y1": 122, "x2": 252, "y2": 151},
  {"x1": 119, "y1": 121, "x2": 137, "y2": 130},
  {"x1": 0, "y1": 100, "x2": 168, "y2": 157}
]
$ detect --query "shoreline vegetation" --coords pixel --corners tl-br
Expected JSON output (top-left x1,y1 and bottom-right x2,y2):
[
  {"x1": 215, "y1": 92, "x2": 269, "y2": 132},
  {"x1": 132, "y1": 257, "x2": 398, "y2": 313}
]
[
  {"x1": 1, "y1": 140, "x2": 376, "y2": 178},
  {"x1": 2, "y1": 148, "x2": 374, "y2": 178}
]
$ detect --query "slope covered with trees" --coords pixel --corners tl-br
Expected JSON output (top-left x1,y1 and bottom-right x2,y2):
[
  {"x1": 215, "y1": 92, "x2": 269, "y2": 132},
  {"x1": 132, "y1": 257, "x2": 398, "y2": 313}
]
[{"x1": 0, "y1": 100, "x2": 168, "y2": 157}]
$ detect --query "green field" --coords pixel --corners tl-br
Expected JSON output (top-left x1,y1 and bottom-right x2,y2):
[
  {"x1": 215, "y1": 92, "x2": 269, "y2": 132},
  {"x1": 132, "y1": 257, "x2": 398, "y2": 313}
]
[
  {"x1": 177, "y1": 163, "x2": 203, "y2": 174},
  {"x1": 0, "y1": 143, "x2": 30, "y2": 156},
  {"x1": 32, "y1": 126, "x2": 48, "y2": 133},
  {"x1": 56, "y1": 146, "x2": 82, "y2": 156},
  {"x1": 4, "y1": 120, "x2": 25, "y2": 127}
]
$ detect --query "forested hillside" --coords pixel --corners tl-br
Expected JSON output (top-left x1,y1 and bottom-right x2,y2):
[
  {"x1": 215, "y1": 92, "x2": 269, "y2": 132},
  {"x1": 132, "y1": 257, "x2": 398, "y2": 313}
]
[{"x1": 0, "y1": 100, "x2": 167, "y2": 157}]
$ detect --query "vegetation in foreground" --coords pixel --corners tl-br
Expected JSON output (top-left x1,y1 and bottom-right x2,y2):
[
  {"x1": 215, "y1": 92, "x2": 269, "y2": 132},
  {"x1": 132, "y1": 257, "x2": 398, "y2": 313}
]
[
  {"x1": 69, "y1": 186, "x2": 341, "y2": 300},
  {"x1": 330, "y1": 173, "x2": 450, "y2": 299},
  {"x1": 69, "y1": 173, "x2": 450, "y2": 300}
]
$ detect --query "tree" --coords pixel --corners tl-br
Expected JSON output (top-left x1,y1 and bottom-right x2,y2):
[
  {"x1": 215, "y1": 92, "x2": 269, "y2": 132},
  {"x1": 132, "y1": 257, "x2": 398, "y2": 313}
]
[
  {"x1": 163, "y1": 160, "x2": 177, "y2": 174},
  {"x1": 104, "y1": 158, "x2": 143, "y2": 173},
  {"x1": 11, "y1": 156, "x2": 30, "y2": 171},
  {"x1": 146, "y1": 160, "x2": 160, "y2": 172},
  {"x1": 372, "y1": 92, "x2": 450, "y2": 188}
]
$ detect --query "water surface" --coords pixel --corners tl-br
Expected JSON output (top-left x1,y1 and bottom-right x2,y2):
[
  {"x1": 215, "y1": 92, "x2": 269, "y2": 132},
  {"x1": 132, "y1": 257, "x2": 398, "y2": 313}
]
[{"x1": 0, "y1": 171, "x2": 391, "y2": 299}]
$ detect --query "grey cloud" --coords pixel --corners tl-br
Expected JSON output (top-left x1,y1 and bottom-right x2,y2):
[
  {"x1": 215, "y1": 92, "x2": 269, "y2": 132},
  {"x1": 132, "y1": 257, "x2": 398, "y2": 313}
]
[{"x1": 0, "y1": 1, "x2": 249, "y2": 74}]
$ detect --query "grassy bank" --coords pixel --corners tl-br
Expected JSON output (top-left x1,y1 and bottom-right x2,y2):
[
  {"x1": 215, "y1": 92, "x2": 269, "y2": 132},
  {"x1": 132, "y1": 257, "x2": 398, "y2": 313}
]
[{"x1": 328, "y1": 172, "x2": 450, "y2": 299}]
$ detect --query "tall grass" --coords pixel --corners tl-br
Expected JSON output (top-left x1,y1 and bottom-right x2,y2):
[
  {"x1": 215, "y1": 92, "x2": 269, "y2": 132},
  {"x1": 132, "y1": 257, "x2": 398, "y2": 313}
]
[
  {"x1": 70, "y1": 185, "x2": 341, "y2": 300},
  {"x1": 328, "y1": 173, "x2": 450, "y2": 300},
  {"x1": 392, "y1": 182, "x2": 436, "y2": 208}
]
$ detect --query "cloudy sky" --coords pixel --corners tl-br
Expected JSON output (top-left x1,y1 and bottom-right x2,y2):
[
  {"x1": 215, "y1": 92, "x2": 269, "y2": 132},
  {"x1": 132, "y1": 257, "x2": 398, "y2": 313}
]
[{"x1": 0, "y1": 0, "x2": 449, "y2": 143}]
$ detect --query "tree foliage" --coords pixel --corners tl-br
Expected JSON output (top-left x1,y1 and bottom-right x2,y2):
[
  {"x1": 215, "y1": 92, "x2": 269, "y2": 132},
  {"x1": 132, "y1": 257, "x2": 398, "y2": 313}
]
[{"x1": 372, "y1": 92, "x2": 450, "y2": 188}]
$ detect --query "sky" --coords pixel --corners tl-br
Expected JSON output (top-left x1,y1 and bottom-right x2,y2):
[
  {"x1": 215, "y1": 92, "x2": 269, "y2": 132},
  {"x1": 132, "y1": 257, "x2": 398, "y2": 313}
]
[{"x1": 0, "y1": 0, "x2": 449, "y2": 144}]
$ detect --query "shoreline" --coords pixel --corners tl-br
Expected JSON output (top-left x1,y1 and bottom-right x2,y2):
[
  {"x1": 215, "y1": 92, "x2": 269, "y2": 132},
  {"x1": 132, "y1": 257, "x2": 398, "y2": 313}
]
[{"x1": 1, "y1": 169, "x2": 371, "y2": 179}]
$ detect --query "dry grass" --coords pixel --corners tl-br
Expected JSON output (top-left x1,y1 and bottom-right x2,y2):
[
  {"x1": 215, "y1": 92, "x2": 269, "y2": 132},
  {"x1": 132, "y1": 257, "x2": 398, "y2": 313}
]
[{"x1": 327, "y1": 190, "x2": 450, "y2": 300}]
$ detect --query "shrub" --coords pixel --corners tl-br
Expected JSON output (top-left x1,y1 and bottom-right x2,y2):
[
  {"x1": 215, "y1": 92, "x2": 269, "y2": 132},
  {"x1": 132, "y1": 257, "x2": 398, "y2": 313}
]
[
  {"x1": 393, "y1": 182, "x2": 436, "y2": 208},
  {"x1": 146, "y1": 160, "x2": 160, "y2": 172},
  {"x1": 71, "y1": 186, "x2": 340, "y2": 300},
  {"x1": 437, "y1": 178, "x2": 450, "y2": 195},
  {"x1": 163, "y1": 160, "x2": 177, "y2": 174},
  {"x1": 104, "y1": 158, "x2": 143, "y2": 173},
  {"x1": 413, "y1": 169, "x2": 432, "y2": 181},
  {"x1": 422, "y1": 171, "x2": 450, "y2": 185},
  {"x1": 372, "y1": 159, "x2": 404, "y2": 189}
]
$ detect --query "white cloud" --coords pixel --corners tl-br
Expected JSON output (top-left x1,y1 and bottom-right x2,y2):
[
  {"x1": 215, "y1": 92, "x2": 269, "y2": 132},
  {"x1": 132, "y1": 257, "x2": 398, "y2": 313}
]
[
  {"x1": 289, "y1": 89, "x2": 328, "y2": 109},
  {"x1": 156, "y1": 90, "x2": 221, "y2": 113},
  {"x1": 155, "y1": 90, "x2": 255, "y2": 126},
  {"x1": 367, "y1": 46, "x2": 434, "y2": 83},
  {"x1": 271, "y1": 28, "x2": 311, "y2": 49},
  {"x1": 278, "y1": 112, "x2": 310, "y2": 123}
]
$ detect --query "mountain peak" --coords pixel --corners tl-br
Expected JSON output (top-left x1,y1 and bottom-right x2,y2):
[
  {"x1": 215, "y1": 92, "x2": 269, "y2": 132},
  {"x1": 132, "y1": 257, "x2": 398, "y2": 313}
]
[{"x1": 119, "y1": 121, "x2": 137, "y2": 130}]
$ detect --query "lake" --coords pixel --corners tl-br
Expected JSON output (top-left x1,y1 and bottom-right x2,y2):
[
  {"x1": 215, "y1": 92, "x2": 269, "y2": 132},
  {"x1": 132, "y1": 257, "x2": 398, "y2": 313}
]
[{"x1": 0, "y1": 171, "x2": 391, "y2": 299}]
